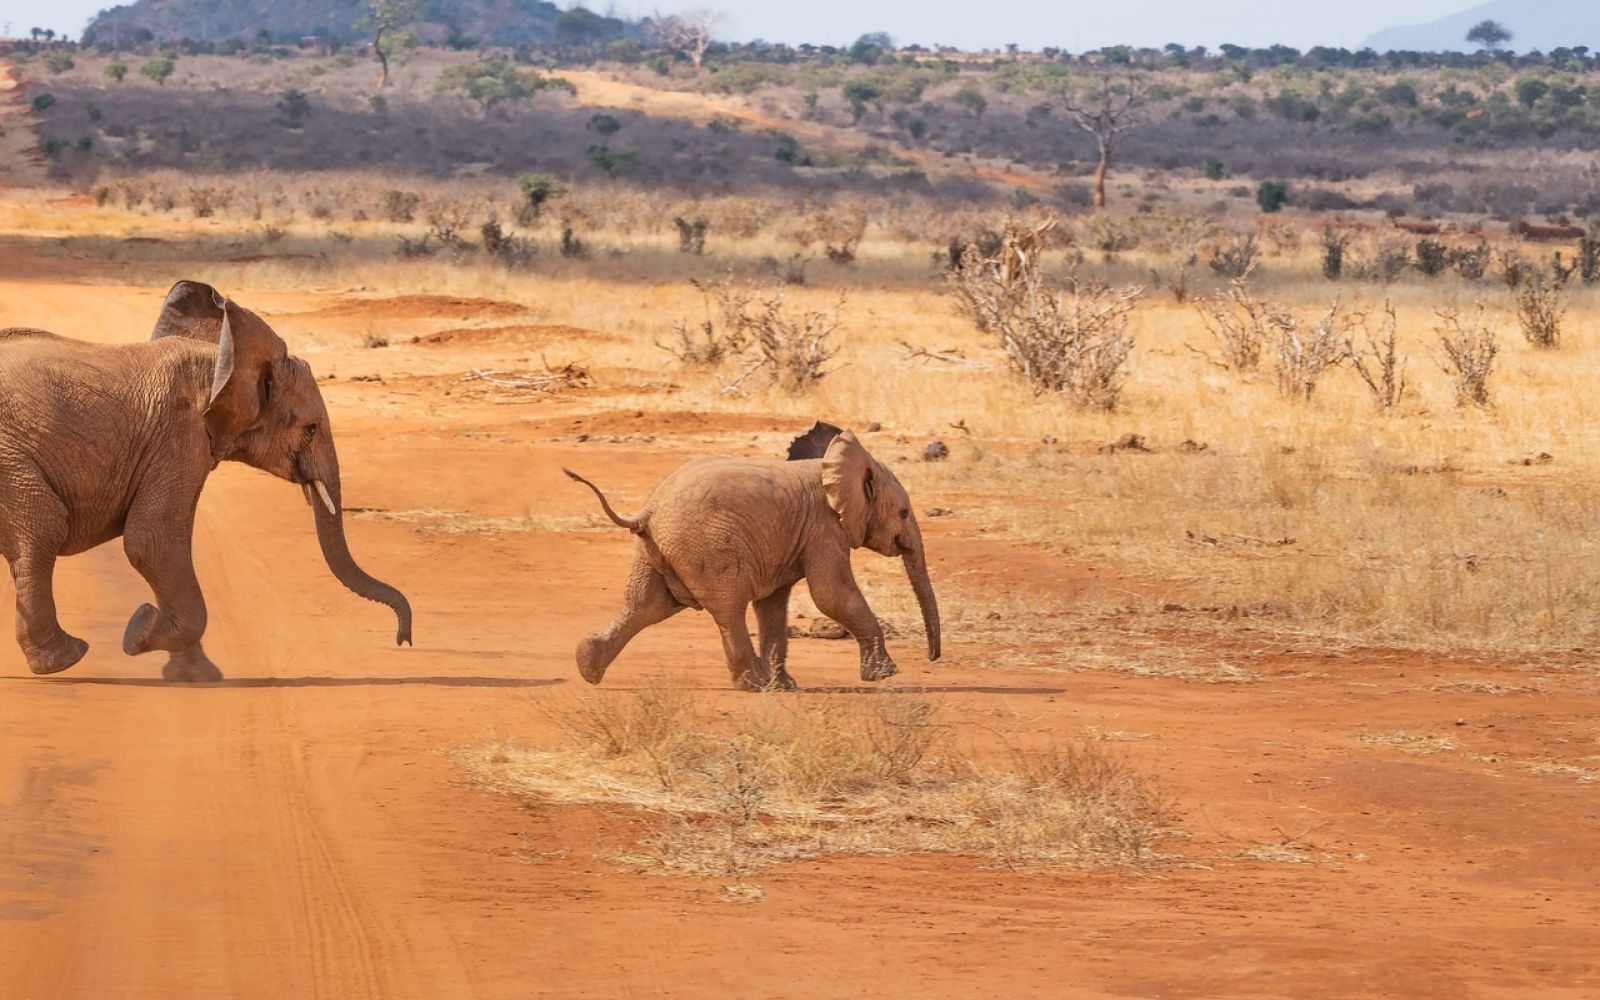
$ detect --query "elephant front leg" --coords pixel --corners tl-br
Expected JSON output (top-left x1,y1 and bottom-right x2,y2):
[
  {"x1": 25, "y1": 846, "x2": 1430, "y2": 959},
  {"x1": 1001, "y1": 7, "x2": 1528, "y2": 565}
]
[
  {"x1": 807, "y1": 572, "x2": 896, "y2": 682},
  {"x1": 9, "y1": 552, "x2": 89, "y2": 675},
  {"x1": 120, "y1": 517, "x2": 222, "y2": 682},
  {"x1": 753, "y1": 585, "x2": 797, "y2": 691}
]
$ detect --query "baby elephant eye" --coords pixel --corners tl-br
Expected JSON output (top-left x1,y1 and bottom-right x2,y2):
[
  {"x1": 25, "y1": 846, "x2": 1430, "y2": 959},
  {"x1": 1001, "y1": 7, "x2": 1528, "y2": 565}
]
[
  {"x1": 304, "y1": 423, "x2": 319, "y2": 438},
  {"x1": 899, "y1": 507, "x2": 910, "y2": 519}
]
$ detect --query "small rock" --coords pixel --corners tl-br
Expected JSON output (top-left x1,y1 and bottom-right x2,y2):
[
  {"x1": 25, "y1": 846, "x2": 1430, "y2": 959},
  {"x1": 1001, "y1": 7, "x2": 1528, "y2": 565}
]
[
  {"x1": 925, "y1": 507, "x2": 954, "y2": 518},
  {"x1": 1178, "y1": 439, "x2": 1209, "y2": 453},
  {"x1": 1041, "y1": 434, "x2": 1058, "y2": 445},
  {"x1": 866, "y1": 421, "x2": 882, "y2": 432},
  {"x1": 923, "y1": 440, "x2": 950, "y2": 462},
  {"x1": 576, "y1": 433, "x2": 590, "y2": 442}
]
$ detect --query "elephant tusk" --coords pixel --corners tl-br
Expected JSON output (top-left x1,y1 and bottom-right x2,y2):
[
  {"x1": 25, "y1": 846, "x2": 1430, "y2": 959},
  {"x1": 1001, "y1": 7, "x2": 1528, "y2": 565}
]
[
  {"x1": 313, "y1": 480, "x2": 337, "y2": 516},
  {"x1": 302, "y1": 483, "x2": 315, "y2": 508}
]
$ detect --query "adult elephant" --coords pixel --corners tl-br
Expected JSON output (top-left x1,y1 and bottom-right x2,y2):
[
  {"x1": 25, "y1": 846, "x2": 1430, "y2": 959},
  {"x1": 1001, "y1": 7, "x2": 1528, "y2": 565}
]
[
  {"x1": 0, "y1": 280, "x2": 411, "y2": 681},
  {"x1": 565, "y1": 422, "x2": 939, "y2": 690}
]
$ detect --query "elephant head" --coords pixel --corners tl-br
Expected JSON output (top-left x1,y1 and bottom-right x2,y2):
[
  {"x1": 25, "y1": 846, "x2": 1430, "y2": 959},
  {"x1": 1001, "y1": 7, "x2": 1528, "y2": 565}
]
[
  {"x1": 151, "y1": 280, "x2": 412, "y2": 646},
  {"x1": 790, "y1": 422, "x2": 941, "y2": 661}
]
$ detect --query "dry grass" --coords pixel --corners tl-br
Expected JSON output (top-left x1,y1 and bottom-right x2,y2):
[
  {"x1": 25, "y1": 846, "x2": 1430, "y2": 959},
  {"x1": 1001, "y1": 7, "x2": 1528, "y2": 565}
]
[
  {"x1": 10, "y1": 196, "x2": 1600, "y2": 660},
  {"x1": 461, "y1": 683, "x2": 1172, "y2": 882},
  {"x1": 1357, "y1": 731, "x2": 1458, "y2": 755}
]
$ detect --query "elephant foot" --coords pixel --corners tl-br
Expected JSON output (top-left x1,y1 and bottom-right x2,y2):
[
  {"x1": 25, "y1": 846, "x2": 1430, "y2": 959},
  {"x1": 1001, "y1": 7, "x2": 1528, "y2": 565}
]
[
  {"x1": 162, "y1": 647, "x2": 224, "y2": 683},
  {"x1": 121, "y1": 603, "x2": 160, "y2": 656},
  {"x1": 769, "y1": 666, "x2": 798, "y2": 692},
  {"x1": 575, "y1": 636, "x2": 609, "y2": 685},
  {"x1": 731, "y1": 662, "x2": 777, "y2": 692},
  {"x1": 25, "y1": 632, "x2": 89, "y2": 675},
  {"x1": 860, "y1": 652, "x2": 899, "y2": 683}
]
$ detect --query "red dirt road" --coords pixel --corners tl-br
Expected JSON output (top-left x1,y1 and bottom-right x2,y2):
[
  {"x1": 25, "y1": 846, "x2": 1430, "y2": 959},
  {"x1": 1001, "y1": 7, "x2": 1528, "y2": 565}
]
[{"x1": 2, "y1": 255, "x2": 1599, "y2": 998}]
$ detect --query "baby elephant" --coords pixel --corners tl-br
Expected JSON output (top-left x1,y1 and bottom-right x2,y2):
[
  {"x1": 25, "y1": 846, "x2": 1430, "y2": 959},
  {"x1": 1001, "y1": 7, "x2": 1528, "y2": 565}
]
[{"x1": 566, "y1": 422, "x2": 941, "y2": 690}]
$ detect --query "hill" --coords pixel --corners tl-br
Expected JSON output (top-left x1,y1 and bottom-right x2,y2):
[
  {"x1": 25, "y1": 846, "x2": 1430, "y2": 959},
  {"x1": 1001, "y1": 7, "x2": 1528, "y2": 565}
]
[
  {"x1": 81, "y1": 0, "x2": 645, "y2": 47},
  {"x1": 1365, "y1": 0, "x2": 1600, "y2": 53}
]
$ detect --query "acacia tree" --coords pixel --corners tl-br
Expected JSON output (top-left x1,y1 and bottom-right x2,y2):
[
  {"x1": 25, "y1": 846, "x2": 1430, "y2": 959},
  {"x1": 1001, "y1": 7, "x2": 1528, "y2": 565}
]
[
  {"x1": 363, "y1": 0, "x2": 420, "y2": 89},
  {"x1": 655, "y1": 7, "x2": 722, "y2": 74},
  {"x1": 1467, "y1": 19, "x2": 1512, "y2": 52},
  {"x1": 1059, "y1": 72, "x2": 1146, "y2": 212}
]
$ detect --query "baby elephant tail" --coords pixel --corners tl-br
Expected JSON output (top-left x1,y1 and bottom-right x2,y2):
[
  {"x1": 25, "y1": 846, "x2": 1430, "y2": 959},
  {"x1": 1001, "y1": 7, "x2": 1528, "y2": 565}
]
[{"x1": 564, "y1": 469, "x2": 645, "y2": 534}]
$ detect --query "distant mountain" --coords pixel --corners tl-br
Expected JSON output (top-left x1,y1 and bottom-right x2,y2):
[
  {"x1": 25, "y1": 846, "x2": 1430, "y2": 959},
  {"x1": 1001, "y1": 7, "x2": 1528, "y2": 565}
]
[
  {"x1": 1365, "y1": 0, "x2": 1600, "y2": 52},
  {"x1": 82, "y1": 0, "x2": 647, "y2": 47}
]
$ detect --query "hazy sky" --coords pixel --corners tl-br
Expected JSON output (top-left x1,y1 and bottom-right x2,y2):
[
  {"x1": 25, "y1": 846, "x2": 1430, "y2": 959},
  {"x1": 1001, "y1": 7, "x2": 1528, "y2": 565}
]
[{"x1": 0, "y1": 0, "x2": 1473, "y2": 50}]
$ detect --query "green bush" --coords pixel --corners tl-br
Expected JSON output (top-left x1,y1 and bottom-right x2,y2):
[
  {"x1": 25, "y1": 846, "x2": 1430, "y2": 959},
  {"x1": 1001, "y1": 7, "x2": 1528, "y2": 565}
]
[
  {"x1": 30, "y1": 93, "x2": 56, "y2": 112},
  {"x1": 515, "y1": 173, "x2": 566, "y2": 220},
  {"x1": 141, "y1": 58, "x2": 176, "y2": 86},
  {"x1": 1256, "y1": 180, "x2": 1289, "y2": 213},
  {"x1": 44, "y1": 52, "x2": 75, "y2": 74},
  {"x1": 105, "y1": 59, "x2": 128, "y2": 82}
]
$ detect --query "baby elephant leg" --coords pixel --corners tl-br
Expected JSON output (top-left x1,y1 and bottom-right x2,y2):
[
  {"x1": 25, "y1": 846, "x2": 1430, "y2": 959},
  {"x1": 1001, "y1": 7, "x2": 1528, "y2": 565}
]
[
  {"x1": 120, "y1": 512, "x2": 220, "y2": 682},
  {"x1": 576, "y1": 552, "x2": 683, "y2": 684},
  {"x1": 807, "y1": 573, "x2": 896, "y2": 682},
  {"x1": 753, "y1": 584, "x2": 797, "y2": 691},
  {"x1": 711, "y1": 605, "x2": 774, "y2": 692}
]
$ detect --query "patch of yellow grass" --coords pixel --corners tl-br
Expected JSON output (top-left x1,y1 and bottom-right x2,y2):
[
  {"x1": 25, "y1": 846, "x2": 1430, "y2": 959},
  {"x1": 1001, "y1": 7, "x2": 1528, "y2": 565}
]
[{"x1": 461, "y1": 684, "x2": 1172, "y2": 881}]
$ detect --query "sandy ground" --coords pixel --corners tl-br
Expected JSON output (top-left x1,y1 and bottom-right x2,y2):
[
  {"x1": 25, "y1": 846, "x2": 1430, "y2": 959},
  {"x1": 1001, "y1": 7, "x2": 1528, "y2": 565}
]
[{"x1": 1, "y1": 237, "x2": 1599, "y2": 999}]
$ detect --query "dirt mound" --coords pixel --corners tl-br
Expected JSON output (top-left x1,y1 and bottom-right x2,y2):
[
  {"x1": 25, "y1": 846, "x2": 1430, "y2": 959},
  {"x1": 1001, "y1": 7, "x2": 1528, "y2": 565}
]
[{"x1": 297, "y1": 294, "x2": 529, "y2": 322}]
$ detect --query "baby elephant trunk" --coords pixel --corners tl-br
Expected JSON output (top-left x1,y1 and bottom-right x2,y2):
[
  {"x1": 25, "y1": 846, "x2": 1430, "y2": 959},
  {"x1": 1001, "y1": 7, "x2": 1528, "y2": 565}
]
[{"x1": 901, "y1": 519, "x2": 941, "y2": 661}]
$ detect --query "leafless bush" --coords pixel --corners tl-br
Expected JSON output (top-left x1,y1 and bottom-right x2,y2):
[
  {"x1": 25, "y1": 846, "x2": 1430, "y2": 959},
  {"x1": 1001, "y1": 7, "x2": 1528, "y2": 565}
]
[
  {"x1": 1274, "y1": 302, "x2": 1350, "y2": 401},
  {"x1": 480, "y1": 219, "x2": 537, "y2": 269},
  {"x1": 380, "y1": 189, "x2": 419, "y2": 223},
  {"x1": 1149, "y1": 256, "x2": 1194, "y2": 303},
  {"x1": 1516, "y1": 273, "x2": 1565, "y2": 349},
  {"x1": 657, "y1": 276, "x2": 755, "y2": 367},
  {"x1": 1449, "y1": 241, "x2": 1492, "y2": 281},
  {"x1": 950, "y1": 219, "x2": 1140, "y2": 409},
  {"x1": 672, "y1": 216, "x2": 709, "y2": 255},
  {"x1": 742, "y1": 291, "x2": 845, "y2": 392},
  {"x1": 1345, "y1": 301, "x2": 1408, "y2": 410},
  {"x1": 759, "y1": 252, "x2": 811, "y2": 286},
  {"x1": 1191, "y1": 279, "x2": 1289, "y2": 372},
  {"x1": 1320, "y1": 225, "x2": 1350, "y2": 280},
  {"x1": 1206, "y1": 231, "x2": 1259, "y2": 279},
  {"x1": 1436, "y1": 305, "x2": 1499, "y2": 408},
  {"x1": 1496, "y1": 249, "x2": 1531, "y2": 289}
]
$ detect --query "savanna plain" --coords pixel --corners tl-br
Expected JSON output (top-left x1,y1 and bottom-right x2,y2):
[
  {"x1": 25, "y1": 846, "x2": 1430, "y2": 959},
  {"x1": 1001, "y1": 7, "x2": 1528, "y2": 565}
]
[{"x1": 2, "y1": 40, "x2": 1600, "y2": 1000}]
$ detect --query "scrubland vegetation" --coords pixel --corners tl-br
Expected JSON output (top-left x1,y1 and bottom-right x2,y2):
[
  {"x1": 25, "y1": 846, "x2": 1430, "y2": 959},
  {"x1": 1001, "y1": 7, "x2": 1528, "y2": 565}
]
[{"x1": 9, "y1": 24, "x2": 1600, "y2": 885}]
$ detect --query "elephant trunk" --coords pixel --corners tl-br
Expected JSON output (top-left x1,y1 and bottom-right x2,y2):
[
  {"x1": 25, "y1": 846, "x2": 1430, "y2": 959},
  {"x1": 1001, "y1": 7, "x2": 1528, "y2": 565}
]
[
  {"x1": 901, "y1": 520, "x2": 941, "y2": 661},
  {"x1": 307, "y1": 469, "x2": 413, "y2": 646}
]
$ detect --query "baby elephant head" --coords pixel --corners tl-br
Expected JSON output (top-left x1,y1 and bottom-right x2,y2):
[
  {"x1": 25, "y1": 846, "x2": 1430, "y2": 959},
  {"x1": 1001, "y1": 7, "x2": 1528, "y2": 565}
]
[
  {"x1": 795, "y1": 422, "x2": 941, "y2": 662},
  {"x1": 152, "y1": 280, "x2": 412, "y2": 646}
]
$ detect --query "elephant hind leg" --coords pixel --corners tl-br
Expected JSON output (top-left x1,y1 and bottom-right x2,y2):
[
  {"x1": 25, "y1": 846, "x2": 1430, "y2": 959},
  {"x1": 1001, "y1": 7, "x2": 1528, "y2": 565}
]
[
  {"x1": 9, "y1": 551, "x2": 88, "y2": 675},
  {"x1": 753, "y1": 585, "x2": 797, "y2": 691},
  {"x1": 710, "y1": 606, "x2": 772, "y2": 692},
  {"x1": 578, "y1": 554, "x2": 684, "y2": 685}
]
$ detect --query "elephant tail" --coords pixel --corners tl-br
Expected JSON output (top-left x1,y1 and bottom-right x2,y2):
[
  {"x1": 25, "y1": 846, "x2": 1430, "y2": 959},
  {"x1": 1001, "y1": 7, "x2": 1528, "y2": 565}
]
[{"x1": 564, "y1": 469, "x2": 646, "y2": 534}]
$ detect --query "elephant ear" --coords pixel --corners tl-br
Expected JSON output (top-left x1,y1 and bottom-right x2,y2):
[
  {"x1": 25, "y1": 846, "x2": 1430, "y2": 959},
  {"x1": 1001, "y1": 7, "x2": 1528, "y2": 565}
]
[
  {"x1": 820, "y1": 429, "x2": 875, "y2": 548},
  {"x1": 152, "y1": 281, "x2": 288, "y2": 445},
  {"x1": 786, "y1": 420, "x2": 843, "y2": 461},
  {"x1": 151, "y1": 280, "x2": 228, "y2": 343}
]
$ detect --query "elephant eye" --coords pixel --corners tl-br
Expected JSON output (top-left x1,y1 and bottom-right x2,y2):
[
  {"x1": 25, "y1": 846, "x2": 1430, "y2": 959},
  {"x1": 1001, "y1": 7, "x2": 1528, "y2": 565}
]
[
  {"x1": 304, "y1": 423, "x2": 319, "y2": 438},
  {"x1": 899, "y1": 507, "x2": 910, "y2": 519},
  {"x1": 259, "y1": 371, "x2": 274, "y2": 407}
]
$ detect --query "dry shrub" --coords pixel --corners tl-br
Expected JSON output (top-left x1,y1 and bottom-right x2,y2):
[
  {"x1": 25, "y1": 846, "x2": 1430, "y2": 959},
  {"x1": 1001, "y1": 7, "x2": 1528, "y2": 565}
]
[
  {"x1": 1515, "y1": 273, "x2": 1565, "y2": 349},
  {"x1": 462, "y1": 687, "x2": 1170, "y2": 880},
  {"x1": 1274, "y1": 302, "x2": 1350, "y2": 401},
  {"x1": 1436, "y1": 304, "x2": 1499, "y2": 408},
  {"x1": 1345, "y1": 300, "x2": 1409, "y2": 410},
  {"x1": 657, "y1": 276, "x2": 755, "y2": 367},
  {"x1": 1192, "y1": 278, "x2": 1287, "y2": 372},
  {"x1": 1206, "y1": 231, "x2": 1259, "y2": 279},
  {"x1": 949, "y1": 219, "x2": 1142, "y2": 409},
  {"x1": 672, "y1": 215, "x2": 708, "y2": 255},
  {"x1": 744, "y1": 290, "x2": 845, "y2": 392}
]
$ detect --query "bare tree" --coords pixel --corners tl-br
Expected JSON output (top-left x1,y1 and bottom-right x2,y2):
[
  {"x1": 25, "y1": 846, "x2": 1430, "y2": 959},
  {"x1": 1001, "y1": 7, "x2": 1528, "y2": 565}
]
[
  {"x1": 655, "y1": 7, "x2": 722, "y2": 74},
  {"x1": 362, "y1": 0, "x2": 420, "y2": 89},
  {"x1": 1059, "y1": 72, "x2": 1146, "y2": 212}
]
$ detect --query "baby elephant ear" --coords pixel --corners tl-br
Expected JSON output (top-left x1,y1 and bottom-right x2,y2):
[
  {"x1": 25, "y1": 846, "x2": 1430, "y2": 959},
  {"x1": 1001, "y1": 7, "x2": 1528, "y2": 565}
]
[
  {"x1": 786, "y1": 420, "x2": 844, "y2": 461},
  {"x1": 150, "y1": 280, "x2": 228, "y2": 342},
  {"x1": 820, "y1": 429, "x2": 875, "y2": 548}
]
